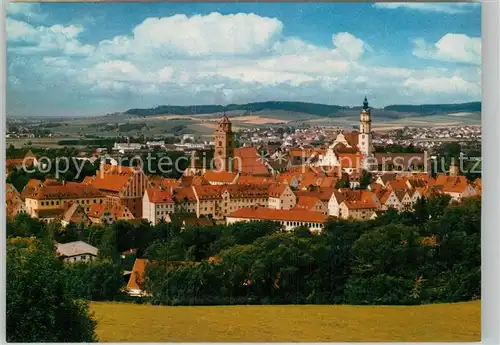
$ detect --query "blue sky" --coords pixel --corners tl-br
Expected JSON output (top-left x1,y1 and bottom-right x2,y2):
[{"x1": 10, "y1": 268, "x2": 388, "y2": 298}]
[{"x1": 7, "y1": 2, "x2": 481, "y2": 117}]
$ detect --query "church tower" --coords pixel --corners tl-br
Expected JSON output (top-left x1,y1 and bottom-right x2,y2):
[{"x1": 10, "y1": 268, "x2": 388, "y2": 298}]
[
  {"x1": 358, "y1": 96, "x2": 373, "y2": 156},
  {"x1": 214, "y1": 113, "x2": 235, "y2": 171}
]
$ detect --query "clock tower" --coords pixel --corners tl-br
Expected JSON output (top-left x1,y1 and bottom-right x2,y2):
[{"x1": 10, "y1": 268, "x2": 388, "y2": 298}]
[
  {"x1": 358, "y1": 96, "x2": 373, "y2": 157},
  {"x1": 214, "y1": 113, "x2": 235, "y2": 171}
]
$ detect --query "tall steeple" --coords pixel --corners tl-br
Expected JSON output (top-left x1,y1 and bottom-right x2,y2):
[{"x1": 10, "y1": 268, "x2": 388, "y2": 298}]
[
  {"x1": 214, "y1": 112, "x2": 235, "y2": 172},
  {"x1": 363, "y1": 96, "x2": 369, "y2": 110},
  {"x1": 358, "y1": 96, "x2": 373, "y2": 157}
]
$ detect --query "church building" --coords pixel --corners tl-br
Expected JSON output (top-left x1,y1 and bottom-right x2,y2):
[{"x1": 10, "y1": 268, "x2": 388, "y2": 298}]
[{"x1": 317, "y1": 97, "x2": 429, "y2": 174}]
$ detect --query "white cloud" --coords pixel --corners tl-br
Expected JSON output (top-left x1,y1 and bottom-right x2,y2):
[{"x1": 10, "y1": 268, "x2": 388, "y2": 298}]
[
  {"x1": 332, "y1": 32, "x2": 368, "y2": 60},
  {"x1": 413, "y1": 33, "x2": 481, "y2": 65},
  {"x1": 7, "y1": 3, "x2": 47, "y2": 21},
  {"x1": 7, "y1": 18, "x2": 94, "y2": 56},
  {"x1": 7, "y1": 11, "x2": 481, "y2": 110},
  {"x1": 373, "y1": 3, "x2": 480, "y2": 14},
  {"x1": 403, "y1": 76, "x2": 480, "y2": 95},
  {"x1": 96, "y1": 12, "x2": 283, "y2": 59}
]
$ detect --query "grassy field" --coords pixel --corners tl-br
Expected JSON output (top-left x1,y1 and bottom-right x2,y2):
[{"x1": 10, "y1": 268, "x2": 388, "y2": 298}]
[{"x1": 91, "y1": 301, "x2": 480, "y2": 342}]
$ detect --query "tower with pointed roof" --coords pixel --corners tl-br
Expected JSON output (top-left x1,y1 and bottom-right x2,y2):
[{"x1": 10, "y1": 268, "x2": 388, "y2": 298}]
[
  {"x1": 358, "y1": 96, "x2": 372, "y2": 156},
  {"x1": 214, "y1": 113, "x2": 235, "y2": 172}
]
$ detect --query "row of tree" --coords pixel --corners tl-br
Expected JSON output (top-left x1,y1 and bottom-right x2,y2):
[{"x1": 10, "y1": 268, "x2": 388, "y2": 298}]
[{"x1": 7, "y1": 194, "x2": 480, "y2": 309}]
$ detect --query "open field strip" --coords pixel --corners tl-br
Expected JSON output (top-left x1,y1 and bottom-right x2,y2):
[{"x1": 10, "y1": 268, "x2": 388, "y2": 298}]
[{"x1": 91, "y1": 300, "x2": 480, "y2": 342}]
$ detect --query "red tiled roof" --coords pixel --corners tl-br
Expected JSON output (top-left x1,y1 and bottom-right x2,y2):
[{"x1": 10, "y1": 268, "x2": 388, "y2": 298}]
[
  {"x1": 145, "y1": 188, "x2": 173, "y2": 204},
  {"x1": 233, "y1": 147, "x2": 270, "y2": 176},
  {"x1": 268, "y1": 183, "x2": 289, "y2": 198},
  {"x1": 229, "y1": 207, "x2": 327, "y2": 223},
  {"x1": 173, "y1": 187, "x2": 197, "y2": 202},
  {"x1": 27, "y1": 181, "x2": 103, "y2": 200},
  {"x1": 88, "y1": 203, "x2": 108, "y2": 218},
  {"x1": 110, "y1": 203, "x2": 134, "y2": 219},
  {"x1": 387, "y1": 179, "x2": 409, "y2": 191},
  {"x1": 236, "y1": 175, "x2": 272, "y2": 185},
  {"x1": 295, "y1": 188, "x2": 334, "y2": 202},
  {"x1": 180, "y1": 175, "x2": 209, "y2": 187},
  {"x1": 342, "y1": 132, "x2": 359, "y2": 147},
  {"x1": 193, "y1": 185, "x2": 224, "y2": 200},
  {"x1": 203, "y1": 170, "x2": 238, "y2": 183},
  {"x1": 224, "y1": 184, "x2": 270, "y2": 198},
  {"x1": 127, "y1": 258, "x2": 150, "y2": 291},
  {"x1": 376, "y1": 189, "x2": 394, "y2": 204},
  {"x1": 294, "y1": 196, "x2": 322, "y2": 210}
]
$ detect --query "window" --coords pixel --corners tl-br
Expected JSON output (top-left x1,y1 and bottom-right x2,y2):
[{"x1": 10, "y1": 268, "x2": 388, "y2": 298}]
[
  {"x1": 82, "y1": 255, "x2": 86, "y2": 260},
  {"x1": 41, "y1": 201, "x2": 45, "y2": 206}
]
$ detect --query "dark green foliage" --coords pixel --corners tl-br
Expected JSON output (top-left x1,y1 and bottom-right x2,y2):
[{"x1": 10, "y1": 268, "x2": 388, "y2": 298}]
[
  {"x1": 7, "y1": 195, "x2": 480, "y2": 307},
  {"x1": 6, "y1": 238, "x2": 97, "y2": 342},
  {"x1": 126, "y1": 101, "x2": 347, "y2": 117},
  {"x1": 64, "y1": 260, "x2": 125, "y2": 301},
  {"x1": 358, "y1": 170, "x2": 372, "y2": 189},
  {"x1": 384, "y1": 102, "x2": 481, "y2": 114}
]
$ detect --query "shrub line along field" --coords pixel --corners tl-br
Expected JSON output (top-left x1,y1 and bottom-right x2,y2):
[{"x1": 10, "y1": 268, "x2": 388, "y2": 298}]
[{"x1": 91, "y1": 301, "x2": 480, "y2": 342}]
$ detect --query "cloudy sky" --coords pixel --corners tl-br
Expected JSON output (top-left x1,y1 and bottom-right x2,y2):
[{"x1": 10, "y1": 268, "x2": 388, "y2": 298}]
[{"x1": 6, "y1": 2, "x2": 481, "y2": 117}]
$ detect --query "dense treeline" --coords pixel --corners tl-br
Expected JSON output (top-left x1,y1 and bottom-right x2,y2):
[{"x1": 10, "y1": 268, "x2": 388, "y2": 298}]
[
  {"x1": 125, "y1": 101, "x2": 481, "y2": 117},
  {"x1": 7, "y1": 194, "x2": 480, "y2": 307},
  {"x1": 125, "y1": 101, "x2": 347, "y2": 117},
  {"x1": 383, "y1": 102, "x2": 481, "y2": 114}
]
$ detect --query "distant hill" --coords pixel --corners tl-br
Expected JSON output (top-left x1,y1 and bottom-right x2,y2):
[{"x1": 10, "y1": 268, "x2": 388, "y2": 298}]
[
  {"x1": 125, "y1": 101, "x2": 347, "y2": 117},
  {"x1": 124, "y1": 101, "x2": 481, "y2": 118},
  {"x1": 383, "y1": 102, "x2": 481, "y2": 115}
]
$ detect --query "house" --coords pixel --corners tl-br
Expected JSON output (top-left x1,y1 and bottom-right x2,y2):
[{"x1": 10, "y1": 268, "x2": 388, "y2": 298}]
[
  {"x1": 61, "y1": 203, "x2": 91, "y2": 227},
  {"x1": 328, "y1": 190, "x2": 347, "y2": 218},
  {"x1": 394, "y1": 190, "x2": 413, "y2": 210},
  {"x1": 376, "y1": 189, "x2": 403, "y2": 212},
  {"x1": 375, "y1": 173, "x2": 397, "y2": 187},
  {"x1": 338, "y1": 198, "x2": 379, "y2": 220},
  {"x1": 294, "y1": 196, "x2": 328, "y2": 215},
  {"x1": 55, "y1": 241, "x2": 98, "y2": 263},
  {"x1": 6, "y1": 183, "x2": 26, "y2": 218},
  {"x1": 88, "y1": 204, "x2": 116, "y2": 224},
  {"x1": 143, "y1": 188, "x2": 175, "y2": 225},
  {"x1": 20, "y1": 178, "x2": 43, "y2": 200},
  {"x1": 110, "y1": 203, "x2": 135, "y2": 221},
  {"x1": 329, "y1": 190, "x2": 381, "y2": 219},
  {"x1": 24, "y1": 181, "x2": 104, "y2": 220},
  {"x1": 202, "y1": 170, "x2": 239, "y2": 185},
  {"x1": 88, "y1": 164, "x2": 151, "y2": 218},
  {"x1": 191, "y1": 184, "x2": 270, "y2": 220},
  {"x1": 172, "y1": 187, "x2": 198, "y2": 213},
  {"x1": 5, "y1": 150, "x2": 39, "y2": 175},
  {"x1": 441, "y1": 178, "x2": 477, "y2": 202},
  {"x1": 220, "y1": 184, "x2": 269, "y2": 219},
  {"x1": 227, "y1": 207, "x2": 327, "y2": 233},
  {"x1": 126, "y1": 258, "x2": 151, "y2": 297},
  {"x1": 148, "y1": 176, "x2": 180, "y2": 190},
  {"x1": 268, "y1": 183, "x2": 296, "y2": 210}
]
